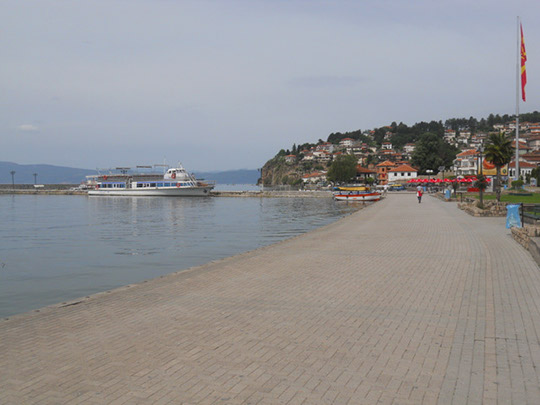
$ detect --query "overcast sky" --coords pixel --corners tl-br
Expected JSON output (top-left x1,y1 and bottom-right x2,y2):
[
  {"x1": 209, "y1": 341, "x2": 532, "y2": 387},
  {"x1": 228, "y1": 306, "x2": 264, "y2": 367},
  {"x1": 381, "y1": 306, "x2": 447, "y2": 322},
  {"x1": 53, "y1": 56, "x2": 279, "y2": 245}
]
[{"x1": 2, "y1": 0, "x2": 540, "y2": 171}]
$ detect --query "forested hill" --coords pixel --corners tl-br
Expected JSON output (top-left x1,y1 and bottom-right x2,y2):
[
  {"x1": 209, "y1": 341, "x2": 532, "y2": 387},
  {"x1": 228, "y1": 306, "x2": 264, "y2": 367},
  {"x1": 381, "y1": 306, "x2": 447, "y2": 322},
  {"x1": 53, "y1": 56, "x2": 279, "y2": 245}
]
[
  {"x1": 0, "y1": 162, "x2": 97, "y2": 184},
  {"x1": 0, "y1": 161, "x2": 260, "y2": 185},
  {"x1": 261, "y1": 110, "x2": 540, "y2": 186}
]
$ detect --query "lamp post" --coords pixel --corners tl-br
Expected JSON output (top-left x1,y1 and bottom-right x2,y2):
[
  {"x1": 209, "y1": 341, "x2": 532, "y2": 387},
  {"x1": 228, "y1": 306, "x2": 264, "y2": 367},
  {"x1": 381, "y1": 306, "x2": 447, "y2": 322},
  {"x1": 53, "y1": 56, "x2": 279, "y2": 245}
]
[
  {"x1": 477, "y1": 144, "x2": 484, "y2": 207},
  {"x1": 10, "y1": 170, "x2": 15, "y2": 189}
]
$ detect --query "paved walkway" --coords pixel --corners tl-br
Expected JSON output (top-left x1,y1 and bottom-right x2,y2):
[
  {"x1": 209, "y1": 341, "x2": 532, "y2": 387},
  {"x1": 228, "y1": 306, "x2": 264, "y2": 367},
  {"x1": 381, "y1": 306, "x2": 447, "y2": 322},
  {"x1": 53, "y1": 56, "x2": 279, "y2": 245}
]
[{"x1": 1, "y1": 194, "x2": 540, "y2": 404}]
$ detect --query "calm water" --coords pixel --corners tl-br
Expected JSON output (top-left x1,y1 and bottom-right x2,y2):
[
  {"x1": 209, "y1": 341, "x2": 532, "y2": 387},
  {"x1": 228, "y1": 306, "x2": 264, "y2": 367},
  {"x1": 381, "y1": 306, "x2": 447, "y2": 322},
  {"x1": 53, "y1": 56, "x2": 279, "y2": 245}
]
[{"x1": 0, "y1": 194, "x2": 360, "y2": 317}]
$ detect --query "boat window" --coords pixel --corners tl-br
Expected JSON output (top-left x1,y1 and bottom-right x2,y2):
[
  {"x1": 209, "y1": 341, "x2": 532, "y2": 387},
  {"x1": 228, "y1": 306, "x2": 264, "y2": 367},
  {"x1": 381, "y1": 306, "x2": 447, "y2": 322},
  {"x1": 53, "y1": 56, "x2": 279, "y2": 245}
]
[
  {"x1": 136, "y1": 183, "x2": 142, "y2": 188},
  {"x1": 150, "y1": 183, "x2": 156, "y2": 187},
  {"x1": 157, "y1": 183, "x2": 163, "y2": 187}
]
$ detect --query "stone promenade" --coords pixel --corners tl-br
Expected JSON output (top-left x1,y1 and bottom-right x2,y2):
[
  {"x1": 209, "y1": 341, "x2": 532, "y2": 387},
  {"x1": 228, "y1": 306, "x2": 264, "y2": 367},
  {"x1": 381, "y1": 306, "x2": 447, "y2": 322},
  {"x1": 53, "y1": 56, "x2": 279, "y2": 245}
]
[{"x1": 1, "y1": 194, "x2": 540, "y2": 404}]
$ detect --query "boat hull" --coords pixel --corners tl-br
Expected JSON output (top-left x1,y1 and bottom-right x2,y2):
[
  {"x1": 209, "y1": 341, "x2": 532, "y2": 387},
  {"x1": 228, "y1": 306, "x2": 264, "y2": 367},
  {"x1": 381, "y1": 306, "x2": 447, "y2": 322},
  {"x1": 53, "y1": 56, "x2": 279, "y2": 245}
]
[{"x1": 88, "y1": 187, "x2": 213, "y2": 197}]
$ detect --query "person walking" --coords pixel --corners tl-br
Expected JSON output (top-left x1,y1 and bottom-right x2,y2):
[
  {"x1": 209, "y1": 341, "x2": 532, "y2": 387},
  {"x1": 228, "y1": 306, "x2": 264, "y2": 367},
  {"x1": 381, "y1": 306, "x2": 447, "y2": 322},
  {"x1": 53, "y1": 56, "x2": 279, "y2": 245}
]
[{"x1": 416, "y1": 185, "x2": 423, "y2": 203}]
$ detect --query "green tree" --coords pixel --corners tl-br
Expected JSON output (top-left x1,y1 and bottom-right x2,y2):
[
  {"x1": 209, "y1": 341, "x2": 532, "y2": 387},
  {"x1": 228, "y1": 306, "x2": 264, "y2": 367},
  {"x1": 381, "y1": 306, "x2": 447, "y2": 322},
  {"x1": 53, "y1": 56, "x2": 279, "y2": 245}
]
[
  {"x1": 484, "y1": 131, "x2": 514, "y2": 202},
  {"x1": 327, "y1": 154, "x2": 358, "y2": 184},
  {"x1": 411, "y1": 133, "x2": 458, "y2": 174},
  {"x1": 474, "y1": 174, "x2": 488, "y2": 208}
]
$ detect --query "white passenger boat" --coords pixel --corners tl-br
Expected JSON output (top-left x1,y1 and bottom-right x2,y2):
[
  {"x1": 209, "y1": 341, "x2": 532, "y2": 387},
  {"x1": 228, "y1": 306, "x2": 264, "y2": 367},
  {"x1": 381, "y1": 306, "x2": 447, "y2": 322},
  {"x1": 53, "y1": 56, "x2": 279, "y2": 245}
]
[
  {"x1": 86, "y1": 164, "x2": 215, "y2": 196},
  {"x1": 332, "y1": 186, "x2": 381, "y2": 202}
]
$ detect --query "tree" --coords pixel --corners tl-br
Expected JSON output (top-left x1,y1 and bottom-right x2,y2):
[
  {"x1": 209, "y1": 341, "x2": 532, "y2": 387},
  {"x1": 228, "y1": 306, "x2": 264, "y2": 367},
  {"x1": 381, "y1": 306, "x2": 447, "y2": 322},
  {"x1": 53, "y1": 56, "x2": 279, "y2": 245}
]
[
  {"x1": 327, "y1": 155, "x2": 358, "y2": 184},
  {"x1": 474, "y1": 174, "x2": 488, "y2": 208},
  {"x1": 411, "y1": 132, "x2": 458, "y2": 174},
  {"x1": 484, "y1": 131, "x2": 513, "y2": 202}
]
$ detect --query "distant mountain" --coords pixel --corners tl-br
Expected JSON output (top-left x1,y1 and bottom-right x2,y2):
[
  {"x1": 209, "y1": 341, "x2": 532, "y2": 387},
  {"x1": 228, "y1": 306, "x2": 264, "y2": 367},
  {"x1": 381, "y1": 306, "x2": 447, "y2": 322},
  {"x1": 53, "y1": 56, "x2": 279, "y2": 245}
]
[
  {"x1": 193, "y1": 169, "x2": 259, "y2": 184},
  {"x1": 0, "y1": 162, "x2": 260, "y2": 185},
  {"x1": 0, "y1": 162, "x2": 97, "y2": 184}
]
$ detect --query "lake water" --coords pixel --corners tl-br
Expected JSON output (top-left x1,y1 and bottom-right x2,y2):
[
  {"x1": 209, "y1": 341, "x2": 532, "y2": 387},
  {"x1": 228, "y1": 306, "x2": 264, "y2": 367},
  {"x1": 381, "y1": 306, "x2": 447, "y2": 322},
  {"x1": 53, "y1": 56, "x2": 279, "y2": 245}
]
[{"x1": 0, "y1": 193, "x2": 361, "y2": 318}]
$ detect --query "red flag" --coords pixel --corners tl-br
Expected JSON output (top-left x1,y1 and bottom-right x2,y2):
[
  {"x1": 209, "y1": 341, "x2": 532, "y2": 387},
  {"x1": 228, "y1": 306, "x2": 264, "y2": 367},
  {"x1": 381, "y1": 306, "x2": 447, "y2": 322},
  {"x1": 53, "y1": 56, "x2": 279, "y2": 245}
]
[{"x1": 521, "y1": 23, "x2": 527, "y2": 102}]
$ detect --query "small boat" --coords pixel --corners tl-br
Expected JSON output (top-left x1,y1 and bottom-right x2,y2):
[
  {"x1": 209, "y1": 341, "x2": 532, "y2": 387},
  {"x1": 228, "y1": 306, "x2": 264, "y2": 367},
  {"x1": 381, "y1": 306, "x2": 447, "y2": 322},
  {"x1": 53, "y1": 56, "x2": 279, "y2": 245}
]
[
  {"x1": 86, "y1": 164, "x2": 215, "y2": 197},
  {"x1": 332, "y1": 186, "x2": 381, "y2": 202}
]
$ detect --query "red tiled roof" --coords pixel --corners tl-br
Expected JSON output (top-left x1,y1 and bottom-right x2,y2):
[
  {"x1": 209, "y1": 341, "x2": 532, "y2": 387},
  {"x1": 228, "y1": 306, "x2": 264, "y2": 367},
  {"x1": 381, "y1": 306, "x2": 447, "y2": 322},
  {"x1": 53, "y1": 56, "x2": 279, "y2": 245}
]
[
  {"x1": 356, "y1": 166, "x2": 376, "y2": 174},
  {"x1": 376, "y1": 160, "x2": 395, "y2": 167},
  {"x1": 509, "y1": 161, "x2": 537, "y2": 168},
  {"x1": 388, "y1": 164, "x2": 418, "y2": 173},
  {"x1": 456, "y1": 149, "x2": 477, "y2": 157}
]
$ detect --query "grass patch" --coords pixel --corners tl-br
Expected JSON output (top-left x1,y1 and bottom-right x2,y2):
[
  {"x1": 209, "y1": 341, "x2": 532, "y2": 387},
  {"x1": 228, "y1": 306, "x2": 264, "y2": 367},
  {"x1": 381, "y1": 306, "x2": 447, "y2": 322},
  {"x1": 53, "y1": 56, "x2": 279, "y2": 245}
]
[{"x1": 465, "y1": 192, "x2": 540, "y2": 203}]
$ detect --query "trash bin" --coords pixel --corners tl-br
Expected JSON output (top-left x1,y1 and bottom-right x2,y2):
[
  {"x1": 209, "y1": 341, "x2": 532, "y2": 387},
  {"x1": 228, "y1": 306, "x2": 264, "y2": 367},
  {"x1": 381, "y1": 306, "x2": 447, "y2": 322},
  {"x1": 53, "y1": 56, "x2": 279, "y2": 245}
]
[
  {"x1": 506, "y1": 204, "x2": 522, "y2": 228},
  {"x1": 444, "y1": 189, "x2": 451, "y2": 200}
]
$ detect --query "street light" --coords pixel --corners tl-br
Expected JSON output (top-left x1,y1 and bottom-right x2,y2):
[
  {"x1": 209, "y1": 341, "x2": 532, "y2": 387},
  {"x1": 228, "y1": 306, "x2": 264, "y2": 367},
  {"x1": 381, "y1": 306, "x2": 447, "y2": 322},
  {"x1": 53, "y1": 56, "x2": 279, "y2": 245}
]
[
  {"x1": 10, "y1": 171, "x2": 15, "y2": 189},
  {"x1": 477, "y1": 144, "x2": 484, "y2": 207}
]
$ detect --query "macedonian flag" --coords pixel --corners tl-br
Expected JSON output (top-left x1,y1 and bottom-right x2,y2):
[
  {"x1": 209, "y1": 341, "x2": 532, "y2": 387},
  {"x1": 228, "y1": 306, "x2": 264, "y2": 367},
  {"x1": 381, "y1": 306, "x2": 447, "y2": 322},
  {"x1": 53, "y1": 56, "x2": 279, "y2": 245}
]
[{"x1": 521, "y1": 23, "x2": 527, "y2": 102}]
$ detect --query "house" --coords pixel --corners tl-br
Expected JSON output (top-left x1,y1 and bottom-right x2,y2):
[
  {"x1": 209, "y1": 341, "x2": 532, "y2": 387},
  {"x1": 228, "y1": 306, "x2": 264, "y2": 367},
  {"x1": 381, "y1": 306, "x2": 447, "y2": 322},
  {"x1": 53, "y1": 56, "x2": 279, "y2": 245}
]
[
  {"x1": 444, "y1": 130, "x2": 456, "y2": 143},
  {"x1": 387, "y1": 164, "x2": 418, "y2": 183},
  {"x1": 316, "y1": 142, "x2": 334, "y2": 153},
  {"x1": 302, "y1": 171, "x2": 327, "y2": 184},
  {"x1": 339, "y1": 138, "x2": 355, "y2": 148},
  {"x1": 403, "y1": 143, "x2": 416, "y2": 154},
  {"x1": 312, "y1": 150, "x2": 332, "y2": 161},
  {"x1": 376, "y1": 160, "x2": 396, "y2": 185},
  {"x1": 356, "y1": 166, "x2": 377, "y2": 182},
  {"x1": 529, "y1": 125, "x2": 540, "y2": 135},
  {"x1": 521, "y1": 151, "x2": 540, "y2": 165},
  {"x1": 512, "y1": 139, "x2": 531, "y2": 156},
  {"x1": 285, "y1": 155, "x2": 296, "y2": 164},
  {"x1": 508, "y1": 161, "x2": 537, "y2": 179},
  {"x1": 381, "y1": 141, "x2": 392, "y2": 150},
  {"x1": 453, "y1": 149, "x2": 478, "y2": 177},
  {"x1": 527, "y1": 135, "x2": 540, "y2": 151}
]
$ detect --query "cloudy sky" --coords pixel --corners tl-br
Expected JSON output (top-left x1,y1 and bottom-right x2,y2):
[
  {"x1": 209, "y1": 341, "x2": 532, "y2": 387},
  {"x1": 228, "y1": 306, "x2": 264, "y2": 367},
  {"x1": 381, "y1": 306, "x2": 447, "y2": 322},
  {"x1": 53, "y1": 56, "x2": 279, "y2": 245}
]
[{"x1": 2, "y1": 0, "x2": 540, "y2": 171}]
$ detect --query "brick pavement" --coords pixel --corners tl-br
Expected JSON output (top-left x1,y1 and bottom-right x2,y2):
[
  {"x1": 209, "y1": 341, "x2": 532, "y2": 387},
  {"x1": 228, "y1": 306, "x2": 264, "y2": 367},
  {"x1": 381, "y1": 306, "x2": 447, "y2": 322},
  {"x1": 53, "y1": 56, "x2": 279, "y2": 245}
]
[{"x1": 1, "y1": 193, "x2": 540, "y2": 404}]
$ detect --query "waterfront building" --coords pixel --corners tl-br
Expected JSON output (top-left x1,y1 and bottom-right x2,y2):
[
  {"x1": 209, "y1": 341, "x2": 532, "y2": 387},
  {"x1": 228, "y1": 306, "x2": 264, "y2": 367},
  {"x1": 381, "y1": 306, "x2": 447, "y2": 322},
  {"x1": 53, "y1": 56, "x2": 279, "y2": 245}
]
[
  {"x1": 508, "y1": 161, "x2": 537, "y2": 179},
  {"x1": 387, "y1": 164, "x2": 418, "y2": 183},
  {"x1": 376, "y1": 160, "x2": 396, "y2": 185}
]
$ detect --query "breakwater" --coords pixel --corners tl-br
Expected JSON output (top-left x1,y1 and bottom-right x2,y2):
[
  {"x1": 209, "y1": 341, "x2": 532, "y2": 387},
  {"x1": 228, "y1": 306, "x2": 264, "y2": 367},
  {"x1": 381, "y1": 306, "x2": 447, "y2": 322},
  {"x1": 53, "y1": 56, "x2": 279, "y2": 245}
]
[{"x1": 0, "y1": 185, "x2": 333, "y2": 198}]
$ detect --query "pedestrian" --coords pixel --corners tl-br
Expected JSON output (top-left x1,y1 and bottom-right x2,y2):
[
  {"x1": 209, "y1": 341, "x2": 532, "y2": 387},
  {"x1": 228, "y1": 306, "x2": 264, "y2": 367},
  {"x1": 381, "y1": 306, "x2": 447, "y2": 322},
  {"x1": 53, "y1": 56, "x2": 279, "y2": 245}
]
[{"x1": 416, "y1": 185, "x2": 423, "y2": 203}]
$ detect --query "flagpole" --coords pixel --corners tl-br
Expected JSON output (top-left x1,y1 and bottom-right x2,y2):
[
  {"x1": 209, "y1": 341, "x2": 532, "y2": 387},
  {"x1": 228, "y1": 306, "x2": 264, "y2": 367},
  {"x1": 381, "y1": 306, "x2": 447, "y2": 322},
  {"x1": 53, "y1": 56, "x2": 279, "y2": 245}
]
[{"x1": 515, "y1": 16, "x2": 520, "y2": 181}]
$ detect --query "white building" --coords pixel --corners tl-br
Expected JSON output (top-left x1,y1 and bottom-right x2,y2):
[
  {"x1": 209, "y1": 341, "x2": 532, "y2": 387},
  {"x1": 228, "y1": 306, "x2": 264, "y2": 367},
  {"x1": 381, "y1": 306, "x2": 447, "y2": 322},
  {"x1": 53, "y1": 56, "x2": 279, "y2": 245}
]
[
  {"x1": 453, "y1": 149, "x2": 478, "y2": 177},
  {"x1": 387, "y1": 164, "x2": 418, "y2": 183}
]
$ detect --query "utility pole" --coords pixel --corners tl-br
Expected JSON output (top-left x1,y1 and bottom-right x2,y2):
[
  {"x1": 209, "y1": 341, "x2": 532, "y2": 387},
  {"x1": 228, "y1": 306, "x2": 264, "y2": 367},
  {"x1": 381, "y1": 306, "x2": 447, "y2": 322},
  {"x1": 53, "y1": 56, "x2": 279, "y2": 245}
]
[{"x1": 478, "y1": 144, "x2": 484, "y2": 207}]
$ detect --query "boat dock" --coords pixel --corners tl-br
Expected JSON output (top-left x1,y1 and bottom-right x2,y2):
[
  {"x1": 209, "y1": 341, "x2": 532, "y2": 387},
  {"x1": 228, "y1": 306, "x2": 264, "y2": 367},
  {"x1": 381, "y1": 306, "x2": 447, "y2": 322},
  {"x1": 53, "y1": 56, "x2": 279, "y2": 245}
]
[{"x1": 1, "y1": 194, "x2": 540, "y2": 404}]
